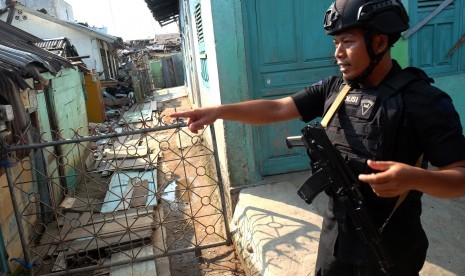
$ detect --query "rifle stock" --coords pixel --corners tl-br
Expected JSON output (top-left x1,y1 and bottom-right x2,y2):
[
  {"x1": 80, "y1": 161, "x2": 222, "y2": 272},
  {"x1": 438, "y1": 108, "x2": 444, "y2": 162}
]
[{"x1": 286, "y1": 122, "x2": 393, "y2": 275}]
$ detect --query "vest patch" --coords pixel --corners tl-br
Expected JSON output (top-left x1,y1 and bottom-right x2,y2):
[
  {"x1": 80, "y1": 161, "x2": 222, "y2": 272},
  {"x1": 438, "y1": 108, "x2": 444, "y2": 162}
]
[
  {"x1": 357, "y1": 95, "x2": 377, "y2": 119},
  {"x1": 345, "y1": 94, "x2": 361, "y2": 106},
  {"x1": 361, "y1": 99, "x2": 374, "y2": 115}
]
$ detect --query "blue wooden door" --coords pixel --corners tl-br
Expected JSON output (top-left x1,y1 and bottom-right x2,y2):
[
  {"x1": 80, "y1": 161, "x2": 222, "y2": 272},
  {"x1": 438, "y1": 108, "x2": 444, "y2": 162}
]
[
  {"x1": 408, "y1": 0, "x2": 462, "y2": 76},
  {"x1": 244, "y1": 0, "x2": 338, "y2": 175}
]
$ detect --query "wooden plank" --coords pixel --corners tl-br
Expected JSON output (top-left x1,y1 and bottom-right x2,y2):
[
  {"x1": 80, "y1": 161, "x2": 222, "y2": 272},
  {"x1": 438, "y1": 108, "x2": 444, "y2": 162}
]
[
  {"x1": 130, "y1": 180, "x2": 149, "y2": 207},
  {"x1": 113, "y1": 134, "x2": 141, "y2": 147},
  {"x1": 77, "y1": 212, "x2": 92, "y2": 228},
  {"x1": 67, "y1": 229, "x2": 152, "y2": 254},
  {"x1": 56, "y1": 213, "x2": 79, "y2": 226},
  {"x1": 103, "y1": 146, "x2": 148, "y2": 159},
  {"x1": 31, "y1": 243, "x2": 57, "y2": 258},
  {"x1": 39, "y1": 222, "x2": 60, "y2": 245},
  {"x1": 44, "y1": 217, "x2": 153, "y2": 248},
  {"x1": 59, "y1": 197, "x2": 98, "y2": 213},
  {"x1": 83, "y1": 208, "x2": 154, "y2": 226},
  {"x1": 91, "y1": 158, "x2": 108, "y2": 172},
  {"x1": 402, "y1": 0, "x2": 454, "y2": 39},
  {"x1": 61, "y1": 216, "x2": 154, "y2": 242},
  {"x1": 106, "y1": 158, "x2": 149, "y2": 172},
  {"x1": 52, "y1": 252, "x2": 67, "y2": 272},
  {"x1": 110, "y1": 245, "x2": 157, "y2": 276},
  {"x1": 59, "y1": 197, "x2": 77, "y2": 209}
]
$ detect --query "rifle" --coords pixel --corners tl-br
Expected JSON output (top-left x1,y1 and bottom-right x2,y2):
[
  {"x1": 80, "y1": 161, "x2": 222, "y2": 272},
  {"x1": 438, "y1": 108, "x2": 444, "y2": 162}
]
[{"x1": 286, "y1": 122, "x2": 393, "y2": 275}]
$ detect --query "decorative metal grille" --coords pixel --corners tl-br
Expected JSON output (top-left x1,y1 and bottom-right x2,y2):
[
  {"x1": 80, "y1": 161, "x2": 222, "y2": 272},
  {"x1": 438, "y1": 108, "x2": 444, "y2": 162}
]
[{"x1": 3, "y1": 112, "x2": 230, "y2": 275}]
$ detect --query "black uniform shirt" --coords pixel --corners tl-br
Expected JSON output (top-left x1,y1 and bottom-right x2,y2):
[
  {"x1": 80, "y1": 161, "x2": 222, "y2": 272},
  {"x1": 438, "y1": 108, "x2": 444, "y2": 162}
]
[{"x1": 290, "y1": 60, "x2": 465, "y2": 266}]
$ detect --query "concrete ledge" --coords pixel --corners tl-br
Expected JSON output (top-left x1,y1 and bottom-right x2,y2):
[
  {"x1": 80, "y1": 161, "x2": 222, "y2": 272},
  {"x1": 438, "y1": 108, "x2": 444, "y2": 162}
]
[
  {"x1": 230, "y1": 172, "x2": 326, "y2": 275},
  {"x1": 231, "y1": 172, "x2": 465, "y2": 276}
]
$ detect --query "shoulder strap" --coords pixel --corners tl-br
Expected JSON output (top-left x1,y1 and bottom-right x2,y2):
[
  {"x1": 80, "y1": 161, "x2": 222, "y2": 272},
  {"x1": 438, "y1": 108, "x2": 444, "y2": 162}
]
[
  {"x1": 321, "y1": 84, "x2": 351, "y2": 128},
  {"x1": 378, "y1": 69, "x2": 420, "y2": 103}
]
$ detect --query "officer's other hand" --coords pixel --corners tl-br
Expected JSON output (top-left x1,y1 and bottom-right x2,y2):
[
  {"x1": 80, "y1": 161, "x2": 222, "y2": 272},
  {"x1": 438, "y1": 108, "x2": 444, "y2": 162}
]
[
  {"x1": 358, "y1": 160, "x2": 418, "y2": 198},
  {"x1": 169, "y1": 108, "x2": 218, "y2": 134}
]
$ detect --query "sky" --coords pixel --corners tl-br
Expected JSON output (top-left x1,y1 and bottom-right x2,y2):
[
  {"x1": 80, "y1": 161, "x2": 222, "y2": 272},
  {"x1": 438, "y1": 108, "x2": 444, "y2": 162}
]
[{"x1": 64, "y1": 0, "x2": 179, "y2": 41}]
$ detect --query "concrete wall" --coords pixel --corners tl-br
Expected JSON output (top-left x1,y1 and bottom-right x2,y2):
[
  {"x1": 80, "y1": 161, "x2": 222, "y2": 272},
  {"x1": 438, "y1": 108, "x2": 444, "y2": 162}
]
[
  {"x1": 181, "y1": 0, "x2": 256, "y2": 188},
  {"x1": 0, "y1": 0, "x2": 74, "y2": 21},
  {"x1": 0, "y1": 10, "x2": 104, "y2": 73},
  {"x1": 209, "y1": 0, "x2": 256, "y2": 186}
]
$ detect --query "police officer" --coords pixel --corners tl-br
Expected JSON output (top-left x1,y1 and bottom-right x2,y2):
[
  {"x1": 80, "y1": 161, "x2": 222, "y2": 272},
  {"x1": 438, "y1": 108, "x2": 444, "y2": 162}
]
[{"x1": 170, "y1": 0, "x2": 465, "y2": 275}]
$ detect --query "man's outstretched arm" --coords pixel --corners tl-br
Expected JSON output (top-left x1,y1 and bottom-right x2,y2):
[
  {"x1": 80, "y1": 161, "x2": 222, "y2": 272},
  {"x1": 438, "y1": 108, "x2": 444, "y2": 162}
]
[{"x1": 169, "y1": 97, "x2": 300, "y2": 133}]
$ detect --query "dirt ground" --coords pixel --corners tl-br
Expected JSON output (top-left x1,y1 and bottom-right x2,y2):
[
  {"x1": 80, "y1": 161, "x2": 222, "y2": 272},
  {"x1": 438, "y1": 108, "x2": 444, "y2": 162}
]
[
  {"x1": 159, "y1": 97, "x2": 245, "y2": 276},
  {"x1": 66, "y1": 95, "x2": 246, "y2": 276}
]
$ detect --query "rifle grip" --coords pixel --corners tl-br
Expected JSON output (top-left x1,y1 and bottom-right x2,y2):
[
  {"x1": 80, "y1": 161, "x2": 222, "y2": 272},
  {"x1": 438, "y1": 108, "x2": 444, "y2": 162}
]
[{"x1": 297, "y1": 168, "x2": 329, "y2": 204}]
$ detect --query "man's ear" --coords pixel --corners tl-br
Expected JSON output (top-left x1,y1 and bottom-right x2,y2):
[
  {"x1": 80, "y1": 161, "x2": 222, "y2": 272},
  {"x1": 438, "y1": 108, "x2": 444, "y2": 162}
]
[{"x1": 374, "y1": 34, "x2": 389, "y2": 54}]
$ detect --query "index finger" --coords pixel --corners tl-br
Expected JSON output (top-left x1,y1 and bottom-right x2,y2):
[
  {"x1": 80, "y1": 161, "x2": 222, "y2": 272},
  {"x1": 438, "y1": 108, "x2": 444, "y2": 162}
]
[{"x1": 169, "y1": 110, "x2": 193, "y2": 118}]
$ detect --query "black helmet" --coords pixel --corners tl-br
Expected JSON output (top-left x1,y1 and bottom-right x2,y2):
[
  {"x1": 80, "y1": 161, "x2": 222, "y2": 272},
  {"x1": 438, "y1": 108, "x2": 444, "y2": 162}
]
[{"x1": 324, "y1": 0, "x2": 409, "y2": 35}]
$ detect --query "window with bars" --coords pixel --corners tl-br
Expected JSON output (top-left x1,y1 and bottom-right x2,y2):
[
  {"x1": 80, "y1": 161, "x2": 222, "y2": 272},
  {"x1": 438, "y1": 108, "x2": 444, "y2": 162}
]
[
  {"x1": 195, "y1": 3, "x2": 204, "y2": 43},
  {"x1": 194, "y1": 3, "x2": 209, "y2": 87}
]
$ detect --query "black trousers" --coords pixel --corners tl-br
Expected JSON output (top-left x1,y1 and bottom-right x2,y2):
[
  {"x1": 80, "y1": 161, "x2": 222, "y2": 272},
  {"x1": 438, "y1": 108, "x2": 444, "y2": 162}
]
[{"x1": 315, "y1": 241, "x2": 426, "y2": 276}]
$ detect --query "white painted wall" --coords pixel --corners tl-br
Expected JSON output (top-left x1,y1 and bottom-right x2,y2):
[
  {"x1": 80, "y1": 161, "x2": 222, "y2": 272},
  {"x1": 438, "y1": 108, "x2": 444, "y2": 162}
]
[
  {"x1": 0, "y1": 0, "x2": 74, "y2": 21},
  {"x1": 0, "y1": 9, "x2": 104, "y2": 73}
]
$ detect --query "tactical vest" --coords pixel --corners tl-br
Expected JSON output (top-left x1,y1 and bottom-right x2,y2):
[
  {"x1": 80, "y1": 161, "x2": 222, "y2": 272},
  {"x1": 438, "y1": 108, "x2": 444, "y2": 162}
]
[{"x1": 323, "y1": 67, "x2": 433, "y2": 174}]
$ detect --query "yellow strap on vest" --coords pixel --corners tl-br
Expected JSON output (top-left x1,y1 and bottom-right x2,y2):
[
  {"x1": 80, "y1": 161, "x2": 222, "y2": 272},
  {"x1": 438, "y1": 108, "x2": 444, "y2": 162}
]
[{"x1": 321, "y1": 84, "x2": 351, "y2": 128}]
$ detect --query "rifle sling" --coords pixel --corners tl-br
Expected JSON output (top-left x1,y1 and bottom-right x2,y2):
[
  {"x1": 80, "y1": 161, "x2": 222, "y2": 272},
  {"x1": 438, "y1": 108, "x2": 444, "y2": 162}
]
[{"x1": 379, "y1": 154, "x2": 424, "y2": 233}]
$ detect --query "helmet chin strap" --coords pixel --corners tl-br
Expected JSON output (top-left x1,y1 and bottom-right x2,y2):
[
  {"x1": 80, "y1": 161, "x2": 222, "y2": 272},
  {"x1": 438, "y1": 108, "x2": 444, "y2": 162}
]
[{"x1": 345, "y1": 31, "x2": 388, "y2": 87}]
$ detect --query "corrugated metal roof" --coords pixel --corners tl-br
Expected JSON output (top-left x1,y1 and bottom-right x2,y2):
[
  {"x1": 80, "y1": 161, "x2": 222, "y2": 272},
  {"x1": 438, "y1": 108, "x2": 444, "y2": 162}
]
[
  {"x1": 144, "y1": 0, "x2": 179, "y2": 26},
  {"x1": 35, "y1": 38, "x2": 67, "y2": 51},
  {"x1": 35, "y1": 37, "x2": 80, "y2": 58},
  {"x1": 0, "y1": 21, "x2": 73, "y2": 74}
]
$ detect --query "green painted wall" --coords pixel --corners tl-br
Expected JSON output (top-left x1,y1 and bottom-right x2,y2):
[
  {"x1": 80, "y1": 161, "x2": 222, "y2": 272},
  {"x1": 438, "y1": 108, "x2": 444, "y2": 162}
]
[
  {"x1": 150, "y1": 60, "x2": 165, "y2": 89},
  {"x1": 392, "y1": 38, "x2": 409, "y2": 68},
  {"x1": 210, "y1": 0, "x2": 257, "y2": 185},
  {"x1": 433, "y1": 74, "x2": 465, "y2": 133},
  {"x1": 44, "y1": 68, "x2": 89, "y2": 192}
]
